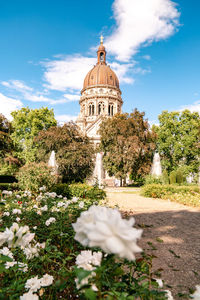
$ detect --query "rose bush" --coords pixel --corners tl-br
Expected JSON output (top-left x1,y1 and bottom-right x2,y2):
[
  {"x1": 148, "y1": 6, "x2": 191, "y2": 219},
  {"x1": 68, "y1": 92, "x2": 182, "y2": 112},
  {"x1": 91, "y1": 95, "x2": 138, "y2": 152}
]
[
  {"x1": 0, "y1": 185, "x2": 197, "y2": 299},
  {"x1": 16, "y1": 162, "x2": 58, "y2": 192}
]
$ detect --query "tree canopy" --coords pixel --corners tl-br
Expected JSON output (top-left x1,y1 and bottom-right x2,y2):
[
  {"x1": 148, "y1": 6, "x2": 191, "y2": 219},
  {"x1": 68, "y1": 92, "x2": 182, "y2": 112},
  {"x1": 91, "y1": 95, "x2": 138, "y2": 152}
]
[
  {"x1": 35, "y1": 122, "x2": 95, "y2": 183},
  {"x1": 99, "y1": 110, "x2": 156, "y2": 184},
  {"x1": 11, "y1": 107, "x2": 57, "y2": 163},
  {"x1": 153, "y1": 110, "x2": 200, "y2": 174},
  {"x1": 0, "y1": 114, "x2": 12, "y2": 159}
]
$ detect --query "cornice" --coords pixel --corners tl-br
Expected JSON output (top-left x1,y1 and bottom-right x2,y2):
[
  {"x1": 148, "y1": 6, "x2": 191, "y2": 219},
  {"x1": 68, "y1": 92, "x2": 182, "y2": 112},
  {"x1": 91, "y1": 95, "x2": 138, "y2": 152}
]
[
  {"x1": 81, "y1": 84, "x2": 122, "y2": 95},
  {"x1": 80, "y1": 95, "x2": 123, "y2": 105}
]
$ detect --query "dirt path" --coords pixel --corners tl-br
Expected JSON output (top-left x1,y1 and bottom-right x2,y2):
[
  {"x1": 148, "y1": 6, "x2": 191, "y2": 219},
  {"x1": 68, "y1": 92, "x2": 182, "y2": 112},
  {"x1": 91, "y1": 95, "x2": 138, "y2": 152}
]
[{"x1": 105, "y1": 187, "x2": 200, "y2": 299}]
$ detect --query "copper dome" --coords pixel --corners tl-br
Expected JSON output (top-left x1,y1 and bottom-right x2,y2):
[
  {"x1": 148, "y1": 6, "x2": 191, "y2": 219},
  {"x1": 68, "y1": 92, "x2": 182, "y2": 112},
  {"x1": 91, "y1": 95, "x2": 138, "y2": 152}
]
[{"x1": 82, "y1": 41, "x2": 120, "y2": 91}]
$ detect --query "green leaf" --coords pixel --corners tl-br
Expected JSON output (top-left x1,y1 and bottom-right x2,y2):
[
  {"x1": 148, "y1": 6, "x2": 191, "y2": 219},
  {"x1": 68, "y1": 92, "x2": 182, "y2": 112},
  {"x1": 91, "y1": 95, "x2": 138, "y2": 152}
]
[
  {"x1": 84, "y1": 288, "x2": 97, "y2": 300},
  {"x1": 0, "y1": 255, "x2": 13, "y2": 262},
  {"x1": 75, "y1": 267, "x2": 92, "y2": 282}
]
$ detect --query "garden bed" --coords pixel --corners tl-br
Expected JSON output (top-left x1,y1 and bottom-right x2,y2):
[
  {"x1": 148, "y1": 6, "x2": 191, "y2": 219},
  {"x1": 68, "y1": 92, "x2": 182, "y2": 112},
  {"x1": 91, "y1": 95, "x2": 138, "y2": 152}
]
[
  {"x1": 0, "y1": 187, "x2": 171, "y2": 299},
  {"x1": 141, "y1": 184, "x2": 200, "y2": 207}
]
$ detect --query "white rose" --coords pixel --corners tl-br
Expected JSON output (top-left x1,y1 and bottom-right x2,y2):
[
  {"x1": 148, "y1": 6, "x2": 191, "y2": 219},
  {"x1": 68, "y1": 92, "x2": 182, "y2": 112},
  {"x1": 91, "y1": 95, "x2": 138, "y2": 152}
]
[
  {"x1": 40, "y1": 274, "x2": 54, "y2": 287},
  {"x1": 164, "y1": 290, "x2": 174, "y2": 300},
  {"x1": 0, "y1": 247, "x2": 13, "y2": 258},
  {"x1": 5, "y1": 261, "x2": 17, "y2": 269},
  {"x1": 20, "y1": 291, "x2": 39, "y2": 300},
  {"x1": 91, "y1": 251, "x2": 102, "y2": 266},
  {"x1": 2, "y1": 228, "x2": 14, "y2": 247},
  {"x1": 25, "y1": 276, "x2": 41, "y2": 292},
  {"x1": 155, "y1": 278, "x2": 163, "y2": 288},
  {"x1": 12, "y1": 209, "x2": 22, "y2": 214},
  {"x1": 41, "y1": 205, "x2": 48, "y2": 211},
  {"x1": 73, "y1": 205, "x2": 142, "y2": 261},
  {"x1": 79, "y1": 201, "x2": 84, "y2": 209},
  {"x1": 3, "y1": 211, "x2": 10, "y2": 216},
  {"x1": 191, "y1": 285, "x2": 200, "y2": 300}
]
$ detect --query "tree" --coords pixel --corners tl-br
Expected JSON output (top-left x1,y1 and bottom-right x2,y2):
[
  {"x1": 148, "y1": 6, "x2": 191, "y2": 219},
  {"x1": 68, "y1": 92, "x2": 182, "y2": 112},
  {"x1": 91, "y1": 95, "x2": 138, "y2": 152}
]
[
  {"x1": 35, "y1": 122, "x2": 95, "y2": 183},
  {"x1": 11, "y1": 107, "x2": 57, "y2": 163},
  {"x1": 0, "y1": 114, "x2": 12, "y2": 158},
  {"x1": 153, "y1": 110, "x2": 200, "y2": 174},
  {"x1": 99, "y1": 110, "x2": 156, "y2": 185}
]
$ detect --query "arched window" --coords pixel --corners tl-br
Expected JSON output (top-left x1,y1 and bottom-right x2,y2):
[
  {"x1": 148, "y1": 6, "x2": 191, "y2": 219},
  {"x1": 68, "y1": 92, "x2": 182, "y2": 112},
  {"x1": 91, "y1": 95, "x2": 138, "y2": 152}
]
[
  {"x1": 98, "y1": 102, "x2": 105, "y2": 115},
  {"x1": 89, "y1": 103, "x2": 95, "y2": 116},
  {"x1": 100, "y1": 52, "x2": 104, "y2": 62},
  {"x1": 108, "y1": 103, "x2": 114, "y2": 116},
  {"x1": 117, "y1": 105, "x2": 120, "y2": 113}
]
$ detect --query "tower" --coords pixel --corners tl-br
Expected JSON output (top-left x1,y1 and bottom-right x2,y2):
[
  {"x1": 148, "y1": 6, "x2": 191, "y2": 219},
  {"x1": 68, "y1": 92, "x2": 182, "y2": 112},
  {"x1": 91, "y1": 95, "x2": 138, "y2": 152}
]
[{"x1": 77, "y1": 37, "x2": 123, "y2": 145}]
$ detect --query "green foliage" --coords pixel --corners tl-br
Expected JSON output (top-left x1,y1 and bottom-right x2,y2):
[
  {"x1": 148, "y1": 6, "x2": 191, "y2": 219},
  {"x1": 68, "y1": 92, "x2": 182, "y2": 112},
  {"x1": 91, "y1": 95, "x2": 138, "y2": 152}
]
[
  {"x1": 16, "y1": 162, "x2": 57, "y2": 192},
  {"x1": 141, "y1": 184, "x2": 200, "y2": 206},
  {"x1": 161, "y1": 170, "x2": 169, "y2": 184},
  {"x1": 176, "y1": 169, "x2": 184, "y2": 184},
  {"x1": 99, "y1": 110, "x2": 156, "y2": 185},
  {"x1": 0, "y1": 162, "x2": 19, "y2": 175},
  {"x1": 0, "y1": 114, "x2": 12, "y2": 158},
  {"x1": 144, "y1": 175, "x2": 163, "y2": 185},
  {"x1": 153, "y1": 110, "x2": 200, "y2": 173},
  {"x1": 69, "y1": 183, "x2": 106, "y2": 200},
  {"x1": 11, "y1": 107, "x2": 57, "y2": 163},
  {"x1": 169, "y1": 170, "x2": 177, "y2": 184},
  {"x1": 50, "y1": 183, "x2": 71, "y2": 198},
  {"x1": 0, "y1": 189, "x2": 168, "y2": 299},
  {"x1": 0, "y1": 183, "x2": 15, "y2": 191},
  {"x1": 35, "y1": 122, "x2": 95, "y2": 183}
]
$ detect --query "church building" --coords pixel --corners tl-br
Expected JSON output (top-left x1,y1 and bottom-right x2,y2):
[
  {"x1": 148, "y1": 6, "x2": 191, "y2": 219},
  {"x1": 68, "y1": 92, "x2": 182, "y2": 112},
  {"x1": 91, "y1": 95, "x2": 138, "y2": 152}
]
[{"x1": 76, "y1": 37, "x2": 123, "y2": 185}]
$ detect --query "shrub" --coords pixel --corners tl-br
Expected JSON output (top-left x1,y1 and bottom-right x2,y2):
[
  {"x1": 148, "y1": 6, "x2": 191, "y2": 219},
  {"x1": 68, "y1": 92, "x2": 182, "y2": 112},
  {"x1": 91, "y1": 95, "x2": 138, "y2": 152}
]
[
  {"x1": 69, "y1": 183, "x2": 106, "y2": 200},
  {"x1": 141, "y1": 184, "x2": 200, "y2": 206},
  {"x1": 0, "y1": 183, "x2": 15, "y2": 191},
  {"x1": 162, "y1": 170, "x2": 169, "y2": 184},
  {"x1": 163, "y1": 192, "x2": 200, "y2": 207},
  {"x1": 50, "y1": 183, "x2": 71, "y2": 198},
  {"x1": 169, "y1": 170, "x2": 176, "y2": 184},
  {"x1": 0, "y1": 189, "x2": 168, "y2": 299},
  {"x1": 144, "y1": 174, "x2": 162, "y2": 185},
  {"x1": 176, "y1": 169, "x2": 184, "y2": 184},
  {"x1": 16, "y1": 162, "x2": 57, "y2": 192}
]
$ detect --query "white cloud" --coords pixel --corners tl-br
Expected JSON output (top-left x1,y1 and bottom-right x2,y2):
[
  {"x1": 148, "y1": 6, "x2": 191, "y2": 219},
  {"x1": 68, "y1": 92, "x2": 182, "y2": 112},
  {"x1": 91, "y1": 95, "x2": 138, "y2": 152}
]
[
  {"x1": 143, "y1": 55, "x2": 151, "y2": 61},
  {"x1": 0, "y1": 92, "x2": 23, "y2": 120},
  {"x1": 105, "y1": 0, "x2": 180, "y2": 61},
  {"x1": 56, "y1": 114, "x2": 78, "y2": 125},
  {"x1": 1, "y1": 79, "x2": 78, "y2": 105},
  {"x1": 64, "y1": 94, "x2": 80, "y2": 101},
  {"x1": 22, "y1": 91, "x2": 68, "y2": 105},
  {"x1": 42, "y1": 55, "x2": 96, "y2": 91},
  {"x1": 1, "y1": 80, "x2": 33, "y2": 91},
  {"x1": 180, "y1": 101, "x2": 200, "y2": 115},
  {"x1": 42, "y1": 54, "x2": 135, "y2": 91},
  {"x1": 110, "y1": 62, "x2": 135, "y2": 84},
  {"x1": 133, "y1": 67, "x2": 151, "y2": 75}
]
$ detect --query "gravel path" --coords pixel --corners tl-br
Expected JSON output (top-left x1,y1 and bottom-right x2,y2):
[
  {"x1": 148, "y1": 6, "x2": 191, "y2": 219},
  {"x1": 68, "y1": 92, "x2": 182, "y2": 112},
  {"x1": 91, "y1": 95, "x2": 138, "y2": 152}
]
[{"x1": 105, "y1": 187, "x2": 200, "y2": 299}]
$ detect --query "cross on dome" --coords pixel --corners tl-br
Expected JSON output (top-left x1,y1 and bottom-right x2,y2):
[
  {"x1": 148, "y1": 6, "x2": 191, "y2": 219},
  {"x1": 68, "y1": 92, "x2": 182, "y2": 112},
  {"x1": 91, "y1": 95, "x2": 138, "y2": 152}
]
[{"x1": 100, "y1": 35, "x2": 104, "y2": 44}]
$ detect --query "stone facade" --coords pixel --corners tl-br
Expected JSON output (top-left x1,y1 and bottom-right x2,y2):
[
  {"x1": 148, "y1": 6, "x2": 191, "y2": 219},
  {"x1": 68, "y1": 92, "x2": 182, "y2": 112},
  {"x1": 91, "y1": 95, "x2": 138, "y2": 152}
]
[
  {"x1": 77, "y1": 86, "x2": 122, "y2": 144},
  {"x1": 76, "y1": 38, "x2": 123, "y2": 185}
]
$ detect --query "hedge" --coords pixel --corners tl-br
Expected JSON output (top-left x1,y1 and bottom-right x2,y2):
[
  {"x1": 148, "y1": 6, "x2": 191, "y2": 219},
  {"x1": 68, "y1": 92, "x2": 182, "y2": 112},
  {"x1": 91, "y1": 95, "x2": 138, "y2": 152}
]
[
  {"x1": 141, "y1": 184, "x2": 200, "y2": 198},
  {"x1": 0, "y1": 183, "x2": 16, "y2": 192},
  {"x1": 51, "y1": 183, "x2": 106, "y2": 200}
]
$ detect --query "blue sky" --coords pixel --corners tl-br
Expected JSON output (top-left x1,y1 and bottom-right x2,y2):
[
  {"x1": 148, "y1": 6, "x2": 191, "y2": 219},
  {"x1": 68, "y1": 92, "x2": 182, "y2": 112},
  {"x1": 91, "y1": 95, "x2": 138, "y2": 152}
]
[{"x1": 0, "y1": 0, "x2": 200, "y2": 124}]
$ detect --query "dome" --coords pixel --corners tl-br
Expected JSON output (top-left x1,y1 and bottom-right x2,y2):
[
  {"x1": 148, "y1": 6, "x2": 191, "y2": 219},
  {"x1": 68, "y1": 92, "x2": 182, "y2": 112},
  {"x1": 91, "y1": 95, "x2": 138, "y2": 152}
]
[
  {"x1": 82, "y1": 40, "x2": 120, "y2": 92},
  {"x1": 83, "y1": 64, "x2": 119, "y2": 91}
]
